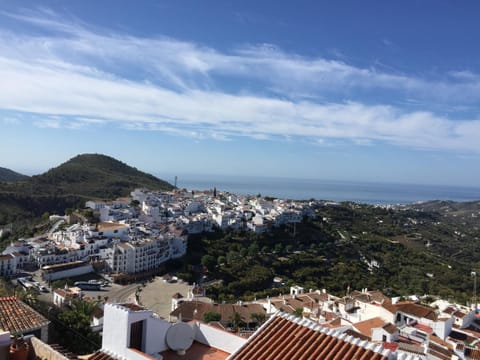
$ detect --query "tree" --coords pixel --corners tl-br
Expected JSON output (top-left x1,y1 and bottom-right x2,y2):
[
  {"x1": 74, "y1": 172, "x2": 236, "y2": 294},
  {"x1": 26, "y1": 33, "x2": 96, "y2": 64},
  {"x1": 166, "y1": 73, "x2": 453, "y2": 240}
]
[
  {"x1": 229, "y1": 311, "x2": 245, "y2": 330},
  {"x1": 293, "y1": 308, "x2": 303, "y2": 318},
  {"x1": 248, "y1": 242, "x2": 260, "y2": 257},
  {"x1": 203, "y1": 311, "x2": 221, "y2": 323},
  {"x1": 251, "y1": 312, "x2": 266, "y2": 325},
  {"x1": 217, "y1": 256, "x2": 226, "y2": 266},
  {"x1": 201, "y1": 255, "x2": 217, "y2": 271},
  {"x1": 20, "y1": 287, "x2": 38, "y2": 307},
  {"x1": 274, "y1": 243, "x2": 283, "y2": 254},
  {"x1": 56, "y1": 299, "x2": 101, "y2": 354}
]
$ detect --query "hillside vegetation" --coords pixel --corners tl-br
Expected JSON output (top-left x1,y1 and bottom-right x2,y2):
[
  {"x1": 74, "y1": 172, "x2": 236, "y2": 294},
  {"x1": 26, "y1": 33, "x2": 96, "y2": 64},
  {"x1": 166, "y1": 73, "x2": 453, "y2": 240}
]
[
  {"x1": 0, "y1": 167, "x2": 29, "y2": 182},
  {"x1": 177, "y1": 201, "x2": 480, "y2": 304},
  {"x1": 29, "y1": 153, "x2": 173, "y2": 198},
  {"x1": 0, "y1": 154, "x2": 173, "y2": 239}
]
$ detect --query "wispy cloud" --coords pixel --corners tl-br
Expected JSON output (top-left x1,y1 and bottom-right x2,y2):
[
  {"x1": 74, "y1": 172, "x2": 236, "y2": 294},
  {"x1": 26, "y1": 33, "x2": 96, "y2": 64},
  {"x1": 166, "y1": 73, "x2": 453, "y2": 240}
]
[{"x1": 1, "y1": 9, "x2": 480, "y2": 153}]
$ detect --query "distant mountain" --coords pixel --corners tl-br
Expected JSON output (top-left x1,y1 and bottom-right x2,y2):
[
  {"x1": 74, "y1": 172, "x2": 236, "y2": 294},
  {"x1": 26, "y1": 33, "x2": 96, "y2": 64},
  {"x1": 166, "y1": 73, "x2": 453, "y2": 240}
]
[
  {"x1": 0, "y1": 167, "x2": 29, "y2": 182},
  {"x1": 407, "y1": 199, "x2": 480, "y2": 213},
  {"x1": 0, "y1": 154, "x2": 174, "y2": 226},
  {"x1": 30, "y1": 153, "x2": 174, "y2": 198}
]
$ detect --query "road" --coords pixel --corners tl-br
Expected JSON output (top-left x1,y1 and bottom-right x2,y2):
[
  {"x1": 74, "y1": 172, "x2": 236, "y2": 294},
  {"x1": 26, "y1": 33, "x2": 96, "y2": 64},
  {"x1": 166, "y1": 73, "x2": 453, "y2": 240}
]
[{"x1": 80, "y1": 283, "x2": 140, "y2": 303}]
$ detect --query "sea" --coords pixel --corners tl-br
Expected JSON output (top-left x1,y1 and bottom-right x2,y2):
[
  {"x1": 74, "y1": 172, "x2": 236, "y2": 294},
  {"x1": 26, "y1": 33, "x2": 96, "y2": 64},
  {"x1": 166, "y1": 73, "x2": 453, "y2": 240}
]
[{"x1": 157, "y1": 173, "x2": 480, "y2": 205}]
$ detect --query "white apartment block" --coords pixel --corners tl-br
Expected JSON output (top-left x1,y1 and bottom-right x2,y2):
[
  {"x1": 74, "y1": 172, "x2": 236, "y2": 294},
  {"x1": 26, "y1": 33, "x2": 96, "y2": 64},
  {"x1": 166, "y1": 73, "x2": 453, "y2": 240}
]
[
  {"x1": 105, "y1": 233, "x2": 186, "y2": 274},
  {"x1": 0, "y1": 254, "x2": 17, "y2": 277}
]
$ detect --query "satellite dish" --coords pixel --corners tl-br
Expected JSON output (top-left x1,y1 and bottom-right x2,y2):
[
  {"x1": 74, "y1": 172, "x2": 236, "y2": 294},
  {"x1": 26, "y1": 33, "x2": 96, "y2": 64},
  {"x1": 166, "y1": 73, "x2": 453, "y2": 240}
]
[{"x1": 165, "y1": 323, "x2": 194, "y2": 354}]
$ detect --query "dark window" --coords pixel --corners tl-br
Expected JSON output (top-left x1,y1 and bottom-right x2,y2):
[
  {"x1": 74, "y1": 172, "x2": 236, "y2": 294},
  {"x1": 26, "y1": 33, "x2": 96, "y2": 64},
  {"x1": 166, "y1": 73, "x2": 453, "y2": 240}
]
[{"x1": 129, "y1": 320, "x2": 144, "y2": 351}]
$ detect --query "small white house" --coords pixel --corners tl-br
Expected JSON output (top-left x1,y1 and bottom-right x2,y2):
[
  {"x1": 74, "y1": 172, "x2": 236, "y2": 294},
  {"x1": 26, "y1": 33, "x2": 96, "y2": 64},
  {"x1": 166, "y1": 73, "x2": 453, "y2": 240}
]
[{"x1": 98, "y1": 302, "x2": 245, "y2": 359}]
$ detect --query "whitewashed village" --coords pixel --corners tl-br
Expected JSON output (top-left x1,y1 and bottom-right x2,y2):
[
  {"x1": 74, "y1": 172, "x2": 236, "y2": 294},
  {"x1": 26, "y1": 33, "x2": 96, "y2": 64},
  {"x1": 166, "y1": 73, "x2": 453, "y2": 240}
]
[
  {"x1": 1, "y1": 188, "x2": 480, "y2": 359},
  {"x1": 0, "y1": 187, "x2": 312, "y2": 279}
]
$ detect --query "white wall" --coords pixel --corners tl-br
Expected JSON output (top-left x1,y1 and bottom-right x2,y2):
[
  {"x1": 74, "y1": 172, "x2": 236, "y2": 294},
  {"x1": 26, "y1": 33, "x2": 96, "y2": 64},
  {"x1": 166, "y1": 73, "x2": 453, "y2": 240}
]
[
  {"x1": 358, "y1": 302, "x2": 395, "y2": 323},
  {"x1": 461, "y1": 311, "x2": 475, "y2": 329},
  {"x1": 143, "y1": 316, "x2": 170, "y2": 354},
  {"x1": 193, "y1": 322, "x2": 246, "y2": 354},
  {"x1": 102, "y1": 304, "x2": 131, "y2": 358},
  {"x1": 432, "y1": 317, "x2": 453, "y2": 340},
  {"x1": 103, "y1": 303, "x2": 172, "y2": 358},
  {"x1": 43, "y1": 264, "x2": 93, "y2": 281}
]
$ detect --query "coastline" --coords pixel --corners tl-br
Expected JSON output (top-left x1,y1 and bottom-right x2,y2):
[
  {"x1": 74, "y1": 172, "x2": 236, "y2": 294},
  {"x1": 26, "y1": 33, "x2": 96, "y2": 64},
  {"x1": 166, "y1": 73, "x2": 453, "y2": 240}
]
[{"x1": 156, "y1": 173, "x2": 480, "y2": 205}]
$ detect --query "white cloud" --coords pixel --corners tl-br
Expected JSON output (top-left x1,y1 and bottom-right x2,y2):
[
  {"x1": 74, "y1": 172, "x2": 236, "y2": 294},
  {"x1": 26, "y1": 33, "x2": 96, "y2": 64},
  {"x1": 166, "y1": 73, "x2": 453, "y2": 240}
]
[{"x1": 0, "y1": 9, "x2": 480, "y2": 153}]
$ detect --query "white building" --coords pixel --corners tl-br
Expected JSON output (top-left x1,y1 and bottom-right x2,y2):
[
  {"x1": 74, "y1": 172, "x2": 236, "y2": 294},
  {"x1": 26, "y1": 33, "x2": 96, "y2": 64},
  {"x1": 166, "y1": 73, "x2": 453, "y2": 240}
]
[
  {"x1": 106, "y1": 236, "x2": 172, "y2": 274},
  {"x1": 94, "y1": 302, "x2": 245, "y2": 360},
  {"x1": 0, "y1": 254, "x2": 17, "y2": 277},
  {"x1": 85, "y1": 200, "x2": 106, "y2": 210}
]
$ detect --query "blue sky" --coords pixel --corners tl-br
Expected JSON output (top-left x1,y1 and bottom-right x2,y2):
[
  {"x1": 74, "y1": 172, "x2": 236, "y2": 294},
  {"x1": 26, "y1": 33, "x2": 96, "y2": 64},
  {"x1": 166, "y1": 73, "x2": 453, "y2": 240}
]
[{"x1": 1, "y1": 1, "x2": 480, "y2": 186}]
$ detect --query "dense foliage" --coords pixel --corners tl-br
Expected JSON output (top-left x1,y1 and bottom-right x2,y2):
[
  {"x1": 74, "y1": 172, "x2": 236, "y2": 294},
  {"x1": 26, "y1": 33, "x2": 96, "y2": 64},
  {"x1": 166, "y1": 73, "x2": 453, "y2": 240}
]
[
  {"x1": 178, "y1": 202, "x2": 479, "y2": 304},
  {"x1": 55, "y1": 299, "x2": 101, "y2": 354}
]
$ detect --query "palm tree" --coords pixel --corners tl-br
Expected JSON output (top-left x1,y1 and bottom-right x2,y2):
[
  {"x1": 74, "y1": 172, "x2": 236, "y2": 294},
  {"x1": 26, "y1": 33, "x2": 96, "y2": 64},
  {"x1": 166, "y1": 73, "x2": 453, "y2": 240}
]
[
  {"x1": 251, "y1": 312, "x2": 266, "y2": 326},
  {"x1": 229, "y1": 311, "x2": 245, "y2": 331}
]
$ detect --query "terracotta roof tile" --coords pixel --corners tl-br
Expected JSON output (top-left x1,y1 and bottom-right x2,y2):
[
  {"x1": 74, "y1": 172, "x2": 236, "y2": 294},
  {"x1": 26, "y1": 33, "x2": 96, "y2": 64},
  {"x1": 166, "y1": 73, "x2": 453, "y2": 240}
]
[
  {"x1": 0, "y1": 296, "x2": 49, "y2": 335},
  {"x1": 119, "y1": 303, "x2": 146, "y2": 311},
  {"x1": 465, "y1": 346, "x2": 480, "y2": 360},
  {"x1": 414, "y1": 323, "x2": 433, "y2": 334},
  {"x1": 395, "y1": 302, "x2": 437, "y2": 321},
  {"x1": 443, "y1": 306, "x2": 456, "y2": 315},
  {"x1": 344, "y1": 329, "x2": 370, "y2": 341},
  {"x1": 161, "y1": 341, "x2": 229, "y2": 360},
  {"x1": 229, "y1": 313, "x2": 388, "y2": 360},
  {"x1": 353, "y1": 317, "x2": 385, "y2": 338},
  {"x1": 427, "y1": 342, "x2": 454, "y2": 360},
  {"x1": 171, "y1": 302, "x2": 265, "y2": 325},
  {"x1": 382, "y1": 323, "x2": 398, "y2": 334}
]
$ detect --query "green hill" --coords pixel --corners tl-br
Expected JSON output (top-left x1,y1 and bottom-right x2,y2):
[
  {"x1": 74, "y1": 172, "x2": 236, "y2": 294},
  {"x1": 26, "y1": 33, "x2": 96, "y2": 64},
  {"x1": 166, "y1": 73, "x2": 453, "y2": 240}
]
[
  {"x1": 30, "y1": 153, "x2": 173, "y2": 198},
  {"x1": 0, "y1": 154, "x2": 173, "y2": 226},
  {"x1": 0, "y1": 167, "x2": 29, "y2": 182}
]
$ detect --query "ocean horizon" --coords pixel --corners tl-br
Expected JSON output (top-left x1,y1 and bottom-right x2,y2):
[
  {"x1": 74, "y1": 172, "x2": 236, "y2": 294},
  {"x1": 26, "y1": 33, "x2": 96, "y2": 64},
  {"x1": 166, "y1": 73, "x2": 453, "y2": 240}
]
[{"x1": 156, "y1": 173, "x2": 480, "y2": 205}]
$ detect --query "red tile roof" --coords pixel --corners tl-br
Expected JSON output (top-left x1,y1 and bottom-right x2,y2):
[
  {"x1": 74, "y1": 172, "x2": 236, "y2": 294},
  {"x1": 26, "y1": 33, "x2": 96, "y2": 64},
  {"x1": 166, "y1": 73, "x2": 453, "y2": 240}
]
[
  {"x1": 161, "y1": 341, "x2": 229, "y2": 360},
  {"x1": 170, "y1": 301, "x2": 265, "y2": 325},
  {"x1": 353, "y1": 317, "x2": 385, "y2": 338},
  {"x1": 229, "y1": 313, "x2": 389, "y2": 360},
  {"x1": 382, "y1": 342, "x2": 398, "y2": 352},
  {"x1": 414, "y1": 323, "x2": 433, "y2": 334},
  {"x1": 394, "y1": 302, "x2": 437, "y2": 321},
  {"x1": 464, "y1": 346, "x2": 480, "y2": 360},
  {"x1": 427, "y1": 342, "x2": 454, "y2": 360},
  {"x1": 382, "y1": 323, "x2": 398, "y2": 335},
  {"x1": 118, "y1": 303, "x2": 145, "y2": 311},
  {"x1": 0, "y1": 296, "x2": 49, "y2": 335}
]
